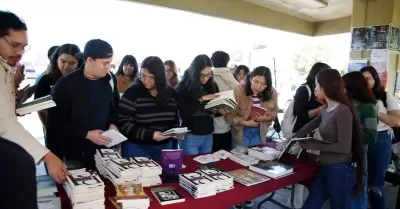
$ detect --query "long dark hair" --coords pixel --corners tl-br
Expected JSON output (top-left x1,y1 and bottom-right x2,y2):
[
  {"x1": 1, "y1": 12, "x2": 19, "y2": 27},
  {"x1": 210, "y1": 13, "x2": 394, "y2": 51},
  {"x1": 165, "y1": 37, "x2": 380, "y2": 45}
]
[
  {"x1": 244, "y1": 66, "x2": 273, "y2": 101},
  {"x1": 306, "y1": 62, "x2": 331, "y2": 88},
  {"x1": 116, "y1": 55, "x2": 138, "y2": 80},
  {"x1": 343, "y1": 71, "x2": 376, "y2": 104},
  {"x1": 234, "y1": 65, "x2": 250, "y2": 81},
  {"x1": 164, "y1": 60, "x2": 179, "y2": 87},
  {"x1": 177, "y1": 54, "x2": 216, "y2": 99},
  {"x1": 360, "y1": 66, "x2": 387, "y2": 106},
  {"x1": 139, "y1": 56, "x2": 169, "y2": 104},
  {"x1": 316, "y1": 69, "x2": 364, "y2": 195},
  {"x1": 48, "y1": 43, "x2": 81, "y2": 79}
]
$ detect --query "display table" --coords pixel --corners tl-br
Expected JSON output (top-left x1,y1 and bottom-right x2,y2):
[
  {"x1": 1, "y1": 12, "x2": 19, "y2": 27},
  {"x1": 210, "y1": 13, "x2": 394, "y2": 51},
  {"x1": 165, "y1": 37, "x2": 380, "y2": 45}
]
[{"x1": 58, "y1": 155, "x2": 317, "y2": 209}]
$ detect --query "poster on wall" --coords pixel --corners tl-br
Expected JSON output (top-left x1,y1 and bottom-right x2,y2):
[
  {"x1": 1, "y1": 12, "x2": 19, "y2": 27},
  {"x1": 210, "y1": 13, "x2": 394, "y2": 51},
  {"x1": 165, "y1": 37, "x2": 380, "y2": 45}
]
[
  {"x1": 389, "y1": 25, "x2": 399, "y2": 51},
  {"x1": 351, "y1": 27, "x2": 370, "y2": 50},
  {"x1": 370, "y1": 50, "x2": 389, "y2": 88},
  {"x1": 368, "y1": 25, "x2": 389, "y2": 49},
  {"x1": 348, "y1": 60, "x2": 368, "y2": 72}
]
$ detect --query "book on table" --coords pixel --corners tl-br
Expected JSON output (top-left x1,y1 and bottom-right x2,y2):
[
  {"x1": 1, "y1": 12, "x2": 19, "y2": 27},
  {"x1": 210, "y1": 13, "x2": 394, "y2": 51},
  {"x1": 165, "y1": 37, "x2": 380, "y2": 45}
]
[
  {"x1": 249, "y1": 161, "x2": 293, "y2": 179},
  {"x1": 16, "y1": 95, "x2": 56, "y2": 115},
  {"x1": 204, "y1": 90, "x2": 237, "y2": 113},
  {"x1": 226, "y1": 168, "x2": 270, "y2": 186},
  {"x1": 161, "y1": 149, "x2": 183, "y2": 176},
  {"x1": 151, "y1": 186, "x2": 185, "y2": 205},
  {"x1": 36, "y1": 175, "x2": 57, "y2": 198}
]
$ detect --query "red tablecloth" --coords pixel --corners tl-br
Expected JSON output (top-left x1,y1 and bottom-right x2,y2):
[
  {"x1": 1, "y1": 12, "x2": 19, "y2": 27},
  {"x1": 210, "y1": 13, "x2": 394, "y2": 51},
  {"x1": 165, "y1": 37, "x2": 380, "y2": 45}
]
[{"x1": 58, "y1": 155, "x2": 317, "y2": 209}]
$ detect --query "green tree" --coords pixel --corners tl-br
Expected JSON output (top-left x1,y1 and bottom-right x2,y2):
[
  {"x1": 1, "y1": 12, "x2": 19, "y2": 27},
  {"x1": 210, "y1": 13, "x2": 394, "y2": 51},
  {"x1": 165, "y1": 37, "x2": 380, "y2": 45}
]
[{"x1": 292, "y1": 42, "x2": 331, "y2": 75}]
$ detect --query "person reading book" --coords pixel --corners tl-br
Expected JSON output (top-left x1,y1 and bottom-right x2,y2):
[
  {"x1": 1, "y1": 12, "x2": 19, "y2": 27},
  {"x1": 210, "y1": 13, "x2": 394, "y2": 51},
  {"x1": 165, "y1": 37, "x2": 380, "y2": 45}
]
[
  {"x1": 0, "y1": 11, "x2": 68, "y2": 185},
  {"x1": 292, "y1": 69, "x2": 365, "y2": 209},
  {"x1": 46, "y1": 39, "x2": 120, "y2": 168},
  {"x1": 117, "y1": 56, "x2": 181, "y2": 160},
  {"x1": 176, "y1": 54, "x2": 225, "y2": 155}
]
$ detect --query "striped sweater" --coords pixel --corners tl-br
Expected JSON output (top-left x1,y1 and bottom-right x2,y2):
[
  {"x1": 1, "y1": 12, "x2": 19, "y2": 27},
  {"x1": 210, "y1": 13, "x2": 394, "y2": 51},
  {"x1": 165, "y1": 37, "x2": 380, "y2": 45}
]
[
  {"x1": 354, "y1": 102, "x2": 378, "y2": 145},
  {"x1": 117, "y1": 83, "x2": 179, "y2": 146}
]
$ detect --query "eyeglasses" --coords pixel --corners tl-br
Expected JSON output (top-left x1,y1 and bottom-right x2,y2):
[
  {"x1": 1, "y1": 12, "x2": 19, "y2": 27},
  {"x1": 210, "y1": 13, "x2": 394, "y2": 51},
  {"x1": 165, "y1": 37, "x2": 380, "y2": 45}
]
[
  {"x1": 200, "y1": 73, "x2": 212, "y2": 79},
  {"x1": 251, "y1": 80, "x2": 267, "y2": 88},
  {"x1": 139, "y1": 71, "x2": 155, "y2": 83},
  {"x1": 3, "y1": 37, "x2": 30, "y2": 52}
]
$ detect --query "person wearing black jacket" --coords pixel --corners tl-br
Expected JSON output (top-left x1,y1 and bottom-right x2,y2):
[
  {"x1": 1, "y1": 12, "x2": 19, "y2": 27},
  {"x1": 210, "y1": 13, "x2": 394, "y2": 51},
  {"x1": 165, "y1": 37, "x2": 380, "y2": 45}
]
[
  {"x1": 176, "y1": 54, "x2": 219, "y2": 156},
  {"x1": 46, "y1": 39, "x2": 119, "y2": 168},
  {"x1": 118, "y1": 56, "x2": 180, "y2": 160},
  {"x1": 292, "y1": 62, "x2": 330, "y2": 133}
]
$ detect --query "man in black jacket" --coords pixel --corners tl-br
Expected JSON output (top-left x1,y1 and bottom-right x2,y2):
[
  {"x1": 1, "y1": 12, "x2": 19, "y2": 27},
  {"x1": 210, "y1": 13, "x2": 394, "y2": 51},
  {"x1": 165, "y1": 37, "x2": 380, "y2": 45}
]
[{"x1": 46, "y1": 39, "x2": 120, "y2": 168}]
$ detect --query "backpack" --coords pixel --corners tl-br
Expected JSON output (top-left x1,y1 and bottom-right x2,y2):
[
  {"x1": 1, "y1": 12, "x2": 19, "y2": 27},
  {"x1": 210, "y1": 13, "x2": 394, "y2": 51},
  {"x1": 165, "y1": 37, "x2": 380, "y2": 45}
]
[{"x1": 281, "y1": 84, "x2": 312, "y2": 139}]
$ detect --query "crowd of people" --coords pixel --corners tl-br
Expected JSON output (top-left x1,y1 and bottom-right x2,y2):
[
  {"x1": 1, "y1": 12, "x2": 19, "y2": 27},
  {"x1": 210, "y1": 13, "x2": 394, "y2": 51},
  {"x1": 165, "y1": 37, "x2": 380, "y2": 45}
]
[{"x1": 1, "y1": 10, "x2": 399, "y2": 209}]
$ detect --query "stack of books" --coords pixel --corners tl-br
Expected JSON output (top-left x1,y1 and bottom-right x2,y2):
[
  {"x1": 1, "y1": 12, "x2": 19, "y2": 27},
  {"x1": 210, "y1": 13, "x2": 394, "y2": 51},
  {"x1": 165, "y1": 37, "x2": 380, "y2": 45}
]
[
  {"x1": 249, "y1": 161, "x2": 293, "y2": 179},
  {"x1": 199, "y1": 169, "x2": 234, "y2": 192},
  {"x1": 204, "y1": 90, "x2": 237, "y2": 114},
  {"x1": 94, "y1": 149, "x2": 122, "y2": 176},
  {"x1": 229, "y1": 153, "x2": 259, "y2": 166},
  {"x1": 179, "y1": 170, "x2": 217, "y2": 199},
  {"x1": 248, "y1": 146, "x2": 281, "y2": 161},
  {"x1": 16, "y1": 95, "x2": 56, "y2": 115},
  {"x1": 94, "y1": 149, "x2": 162, "y2": 187},
  {"x1": 108, "y1": 184, "x2": 150, "y2": 209},
  {"x1": 63, "y1": 169, "x2": 105, "y2": 209}
]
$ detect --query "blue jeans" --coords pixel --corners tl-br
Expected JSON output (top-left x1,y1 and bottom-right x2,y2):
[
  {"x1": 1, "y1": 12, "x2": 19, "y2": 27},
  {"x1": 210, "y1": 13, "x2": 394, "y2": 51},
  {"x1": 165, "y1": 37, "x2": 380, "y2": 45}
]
[
  {"x1": 350, "y1": 147, "x2": 368, "y2": 209},
  {"x1": 179, "y1": 133, "x2": 213, "y2": 156},
  {"x1": 232, "y1": 127, "x2": 261, "y2": 148},
  {"x1": 121, "y1": 140, "x2": 172, "y2": 161},
  {"x1": 302, "y1": 161, "x2": 356, "y2": 209},
  {"x1": 367, "y1": 130, "x2": 392, "y2": 209}
]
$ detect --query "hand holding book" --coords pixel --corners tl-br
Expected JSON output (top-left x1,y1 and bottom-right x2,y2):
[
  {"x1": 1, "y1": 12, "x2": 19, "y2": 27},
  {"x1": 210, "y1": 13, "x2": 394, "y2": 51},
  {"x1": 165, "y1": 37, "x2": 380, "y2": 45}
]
[
  {"x1": 153, "y1": 131, "x2": 170, "y2": 142},
  {"x1": 87, "y1": 130, "x2": 111, "y2": 145}
]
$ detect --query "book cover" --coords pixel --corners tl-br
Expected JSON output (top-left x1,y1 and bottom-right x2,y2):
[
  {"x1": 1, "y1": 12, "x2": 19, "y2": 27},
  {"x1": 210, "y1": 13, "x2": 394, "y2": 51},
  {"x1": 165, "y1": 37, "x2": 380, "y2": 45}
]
[
  {"x1": 110, "y1": 158, "x2": 140, "y2": 170},
  {"x1": 68, "y1": 169, "x2": 103, "y2": 187},
  {"x1": 151, "y1": 186, "x2": 185, "y2": 205},
  {"x1": 199, "y1": 169, "x2": 232, "y2": 181},
  {"x1": 248, "y1": 105, "x2": 267, "y2": 120},
  {"x1": 227, "y1": 169, "x2": 269, "y2": 186},
  {"x1": 161, "y1": 149, "x2": 183, "y2": 175},
  {"x1": 116, "y1": 184, "x2": 148, "y2": 200},
  {"x1": 180, "y1": 171, "x2": 214, "y2": 186},
  {"x1": 131, "y1": 157, "x2": 160, "y2": 168},
  {"x1": 252, "y1": 161, "x2": 293, "y2": 175}
]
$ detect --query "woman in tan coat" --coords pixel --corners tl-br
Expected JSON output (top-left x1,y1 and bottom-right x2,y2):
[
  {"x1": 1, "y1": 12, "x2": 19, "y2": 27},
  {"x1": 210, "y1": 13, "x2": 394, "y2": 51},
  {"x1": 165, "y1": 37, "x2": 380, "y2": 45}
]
[
  {"x1": 225, "y1": 66, "x2": 278, "y2": 147},
  {"x1": 116, "y1": 55, "x2": 138, "y2": 93}
]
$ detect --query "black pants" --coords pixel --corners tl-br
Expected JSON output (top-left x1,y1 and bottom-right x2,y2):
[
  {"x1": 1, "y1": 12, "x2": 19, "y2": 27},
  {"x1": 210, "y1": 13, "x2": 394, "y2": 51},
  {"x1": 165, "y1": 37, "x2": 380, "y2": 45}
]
[
  {"x1": 212, "y1": 131, "x2": 232, "y2": 152},
  {"x1": 0, "y1": 137, "x2": 38, "y2": 209}
]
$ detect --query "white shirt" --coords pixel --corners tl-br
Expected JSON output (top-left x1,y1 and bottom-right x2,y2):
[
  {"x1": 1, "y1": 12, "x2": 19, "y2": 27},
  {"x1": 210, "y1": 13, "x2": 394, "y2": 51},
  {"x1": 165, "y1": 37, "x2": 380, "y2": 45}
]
[
  {"x1": 377, "y1": 93, "x2": 400, "y2": 131},
  {"x1": 0, "y1": 56, "x2": 49, "y2": 163}
]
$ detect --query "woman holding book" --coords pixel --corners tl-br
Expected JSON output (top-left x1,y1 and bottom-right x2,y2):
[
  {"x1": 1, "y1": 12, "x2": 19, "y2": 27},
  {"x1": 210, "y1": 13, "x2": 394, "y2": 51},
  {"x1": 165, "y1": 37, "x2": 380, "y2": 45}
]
[
  {"x1": 176, "y1": 54, "x2": 221, "y2": 155},
  {"x1": 117, "y1": 56, "x2": 180, "y2": 160},
  {"x1": 343, "y1": 71, "x2": 378, "y2": 209},
  {"x1": 225, "y1": 66, "x2": 278, "y2": 147},
  {"x1": 293, "y1": 69, "x2": 365, "y2": 209},
  {"x1": 360, "y1": 66, "x2": 400, "y2": 209}
]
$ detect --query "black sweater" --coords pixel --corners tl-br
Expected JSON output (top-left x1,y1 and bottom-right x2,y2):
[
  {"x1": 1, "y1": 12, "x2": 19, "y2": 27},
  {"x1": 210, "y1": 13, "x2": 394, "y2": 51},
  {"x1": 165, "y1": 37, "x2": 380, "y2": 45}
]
[
  {"x1": 176, "y1": 84, "x2": 216, "y2": 135},
  {"x1": 292, "y1": 83, "x2": 321, "y2": 133},
  {"x1": 117, "y1": 83, "x2": 179, "y2": 146}
]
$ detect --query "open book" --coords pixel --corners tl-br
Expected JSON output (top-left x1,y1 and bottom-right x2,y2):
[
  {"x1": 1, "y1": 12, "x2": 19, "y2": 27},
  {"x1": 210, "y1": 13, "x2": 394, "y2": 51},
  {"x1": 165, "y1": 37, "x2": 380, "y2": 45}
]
[
  {"x1": 16, "y1": 95, "x2": 56, "y2": 115},
  {"x1": 101, "y1": 129, "x2": 128, "y2": 148},
  {"x1": 204, "y1": 90, "x2": 237, "y2": 113},
  {"x1": 291, "y1": 136, "x2": 332, "y2": 144},
  {"x1": 162, "y1": 127, "x2": 190, "y2": 137}
]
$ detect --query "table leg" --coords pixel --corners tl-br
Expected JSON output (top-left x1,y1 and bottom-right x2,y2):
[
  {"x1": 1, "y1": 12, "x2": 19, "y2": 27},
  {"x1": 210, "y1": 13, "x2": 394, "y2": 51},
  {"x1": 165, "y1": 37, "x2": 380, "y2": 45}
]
[{"x1": 257, "y1": 184, "x2": 297, "y2": 209}]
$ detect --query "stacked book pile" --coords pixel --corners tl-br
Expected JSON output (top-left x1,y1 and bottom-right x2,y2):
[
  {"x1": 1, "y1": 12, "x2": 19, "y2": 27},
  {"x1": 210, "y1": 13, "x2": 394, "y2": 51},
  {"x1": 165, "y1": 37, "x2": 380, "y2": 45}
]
[
  {"x1": 63, "y1": 169, "x2": 105, "y2": 209},
  {"x1": 199, "y1": 169, "x2": 234, "y2": 192},
  {"x1": 108, "y1": 184, "x2": 150, "y2": 209},
  {"x1": 94, "y1": 149, "x2": 162, "y2": 187},
  {"x1": 229, "y1": 153, "x2": 259, "y2": 166},
  {"x1": 248, "y1": 146, "x2": 280, "y2": 161},
  {"x1": 179, "y1": 170, "x2": 217, "y2": 199}
]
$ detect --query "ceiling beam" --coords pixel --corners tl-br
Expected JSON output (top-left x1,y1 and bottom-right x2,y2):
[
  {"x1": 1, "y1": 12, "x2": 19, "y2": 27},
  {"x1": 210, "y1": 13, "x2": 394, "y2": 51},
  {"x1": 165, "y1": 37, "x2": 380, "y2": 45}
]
[{"x1": 126, "y1": 0, "x2": 314, "y2": 36}]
